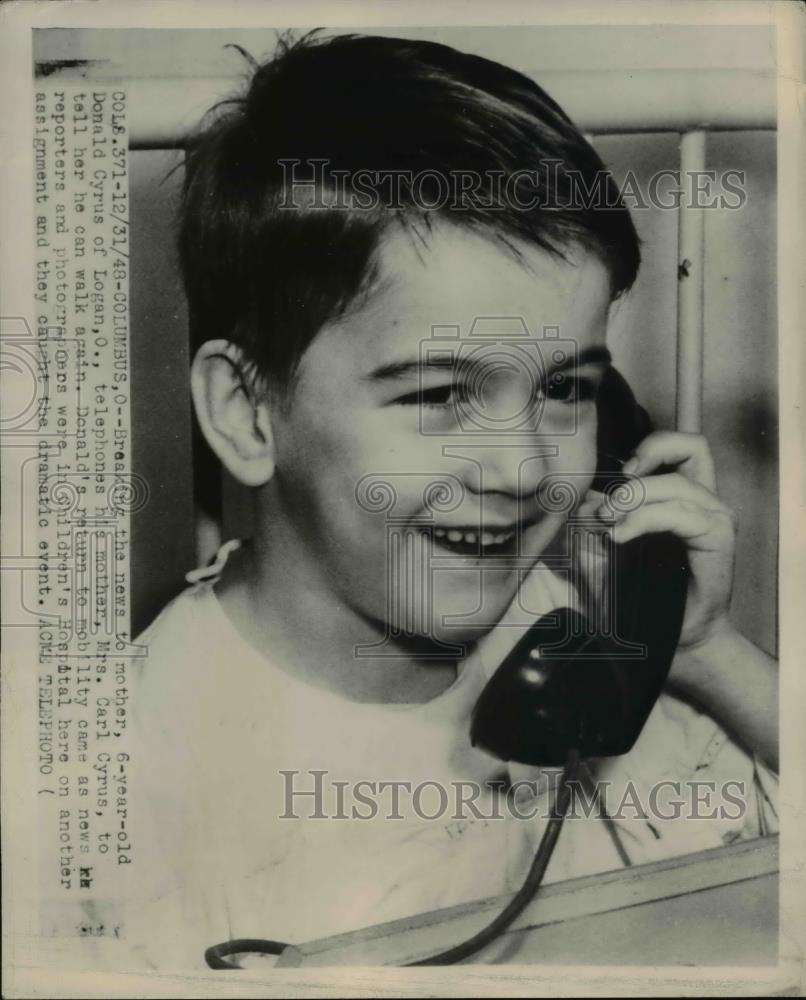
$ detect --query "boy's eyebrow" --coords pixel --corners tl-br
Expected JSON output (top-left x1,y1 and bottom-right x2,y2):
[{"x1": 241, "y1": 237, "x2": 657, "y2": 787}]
[{"x1": 365, "y1": 346, "x2": 612, "y2": 382}]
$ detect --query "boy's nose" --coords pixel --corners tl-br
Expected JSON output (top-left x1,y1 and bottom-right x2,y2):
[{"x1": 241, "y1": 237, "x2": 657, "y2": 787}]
[{"x1": 455, "y1": 438, "x2": 560, "y2": 505}]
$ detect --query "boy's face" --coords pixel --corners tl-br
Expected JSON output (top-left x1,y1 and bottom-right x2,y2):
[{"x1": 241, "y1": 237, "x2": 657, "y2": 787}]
[{"x1": 265, "y1": 224, "x2": 612, "y2": 647}]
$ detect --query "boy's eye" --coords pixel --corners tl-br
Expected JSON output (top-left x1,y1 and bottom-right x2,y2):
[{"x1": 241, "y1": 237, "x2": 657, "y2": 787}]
[
  {"x1": 544, "y1": 373, "x2": 596, "y2": 404},
  {"x1": 394, "y1": 375, "x2": 596, "y2": 410},
  {"x1": 395, "y1": 384, "x2": 469, "y2": 409}
]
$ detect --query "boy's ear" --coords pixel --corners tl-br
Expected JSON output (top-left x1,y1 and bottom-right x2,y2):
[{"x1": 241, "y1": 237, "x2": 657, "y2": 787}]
[{"x1": 191, "y1": 340, "x2": 275, "y2": 487}]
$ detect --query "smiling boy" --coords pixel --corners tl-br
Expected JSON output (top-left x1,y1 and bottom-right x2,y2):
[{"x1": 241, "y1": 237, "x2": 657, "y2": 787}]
[
  {"x1": 197, "y1": 226, "x2": 612, "y2": 700},
  {"x1": 127, "y1": 33, "x2": 778, "y2": 968}
]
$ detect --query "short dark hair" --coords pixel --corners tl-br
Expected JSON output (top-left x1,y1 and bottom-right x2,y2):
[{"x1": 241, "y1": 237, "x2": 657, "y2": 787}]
[{"x1": 178, "y1": 31, "x2": 640, "y2": 387}]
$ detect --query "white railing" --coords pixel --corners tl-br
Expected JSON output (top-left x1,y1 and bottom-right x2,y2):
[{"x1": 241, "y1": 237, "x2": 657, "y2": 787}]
[{"x1": 122, "y1": 68, "x2": 776, "y2": 149}]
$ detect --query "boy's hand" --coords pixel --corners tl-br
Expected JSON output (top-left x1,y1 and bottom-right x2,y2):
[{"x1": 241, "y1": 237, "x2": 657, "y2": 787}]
[
  {"x1": 578, "y1": 429, "x2": 778, "y2": 772},
  {"x1": 590, "y1": 430, "x2": 738, "y2": 656}
]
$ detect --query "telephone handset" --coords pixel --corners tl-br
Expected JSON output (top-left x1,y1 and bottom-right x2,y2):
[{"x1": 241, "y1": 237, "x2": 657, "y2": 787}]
[{"x1": 470, "y1": 367, "x2": 690, "y2": 768}]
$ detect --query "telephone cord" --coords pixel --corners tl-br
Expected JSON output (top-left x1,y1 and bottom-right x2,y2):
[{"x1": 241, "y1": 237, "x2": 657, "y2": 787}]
[
  {"x1": 406, "y1": 747, "x2": 580, "y2": 965},
  {"x1": 205, "y1": 748, "x2": 581, "y2": 969}
]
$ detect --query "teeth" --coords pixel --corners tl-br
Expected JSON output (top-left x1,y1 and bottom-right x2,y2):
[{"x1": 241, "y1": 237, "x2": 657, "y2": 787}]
[{"x1": 432, "y1": 527, "x2": 517, "y2": 547}]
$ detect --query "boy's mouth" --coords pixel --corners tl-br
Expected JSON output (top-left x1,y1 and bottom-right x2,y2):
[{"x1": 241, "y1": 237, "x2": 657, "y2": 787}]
[{"x1": 428, "y1": 520, "x2": 536, "y2": 558}]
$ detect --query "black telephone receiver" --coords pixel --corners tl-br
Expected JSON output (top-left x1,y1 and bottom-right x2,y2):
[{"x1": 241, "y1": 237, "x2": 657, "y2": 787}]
[{"x1": 470, "y1": 368, "x2": 690, "y2": 767}]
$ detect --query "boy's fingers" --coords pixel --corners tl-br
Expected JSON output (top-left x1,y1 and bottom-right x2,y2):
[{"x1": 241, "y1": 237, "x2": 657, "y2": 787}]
[
  {"x1": 577, "y1": 488, "x2": 606, "y2": 515},
  {"x1": 610, "y1": 498, "x2": 736, "y2": 551},
  {"x1": 598, "y1": 472, "x2": 730, "y2": 520},
  {"x1": 625, "y1": 431, "x2": 717, "y2": 492}
]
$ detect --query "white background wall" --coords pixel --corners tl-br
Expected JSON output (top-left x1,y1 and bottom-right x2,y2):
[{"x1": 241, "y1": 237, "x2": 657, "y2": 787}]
[{"x1": 600, "y1": 132, "x2": 778, "y2": 655}]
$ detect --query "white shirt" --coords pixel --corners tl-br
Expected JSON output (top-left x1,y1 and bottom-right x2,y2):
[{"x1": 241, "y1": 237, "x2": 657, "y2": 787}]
[{"x1": 119, "y1": 544, "x2": 777, "y2": 970}]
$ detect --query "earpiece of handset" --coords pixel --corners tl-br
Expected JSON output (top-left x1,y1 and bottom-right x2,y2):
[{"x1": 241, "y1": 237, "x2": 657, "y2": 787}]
[{"x1": 470, "y1": 530, "x2": 689, "y2": 767}]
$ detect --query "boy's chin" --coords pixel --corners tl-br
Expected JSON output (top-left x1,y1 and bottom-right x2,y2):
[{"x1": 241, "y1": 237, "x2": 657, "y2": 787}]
[
  {"x1": 379, "y1": 617, "x2": 497, "y2": 657},
  {"x1": 387, "y1": 582, "x2": 519, "y2": 649},
  {"x1": 428, "y1": 609, "x2": 511, "y2": 647}
]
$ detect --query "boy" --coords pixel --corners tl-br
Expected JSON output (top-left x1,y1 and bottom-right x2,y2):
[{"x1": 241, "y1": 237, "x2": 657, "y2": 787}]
[{"x1": 128, "y1": 32, "x2": 778, "y2": 968}]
